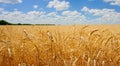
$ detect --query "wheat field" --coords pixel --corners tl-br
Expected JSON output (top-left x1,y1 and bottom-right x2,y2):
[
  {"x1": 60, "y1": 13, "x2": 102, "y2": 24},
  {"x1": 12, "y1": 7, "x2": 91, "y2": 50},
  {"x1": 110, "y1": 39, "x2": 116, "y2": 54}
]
[{"x1": 0, "y1": 25, "x2": 120, "y2": 66}]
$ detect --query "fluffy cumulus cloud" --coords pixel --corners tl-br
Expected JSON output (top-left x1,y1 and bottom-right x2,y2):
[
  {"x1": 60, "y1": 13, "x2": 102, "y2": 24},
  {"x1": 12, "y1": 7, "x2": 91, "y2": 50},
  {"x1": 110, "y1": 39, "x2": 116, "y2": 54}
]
[
  {"x1": 47, "y1": 0, "x2": 70, "y2": 11},
  {"x1": 0, "y1": 6, "x2": 120, "y2": 24},
  {"x1": 0, "y1": 8, "x2": 4, "y2": 11},
  {"x1": 81, "y1": 6, "x2": 116, "y2": 16},
  {"x1": 82, "y1": 6, "x2": 120, "y2": 24},
  {"x1": 33, "y1": 5, "x2": 39, "y2": 9},
  {"x1": 61, "y1": 11, "x2": 86, "y2": 24},
  {"x1": 0, "y1": 9, "x2": 86, "y2": 24},
  {"x1": 104, "y1": 0, "x2": 120, "y2": 6},
  {"x1": 0, "y1": 0, "x2": 22, "y2": 4}
]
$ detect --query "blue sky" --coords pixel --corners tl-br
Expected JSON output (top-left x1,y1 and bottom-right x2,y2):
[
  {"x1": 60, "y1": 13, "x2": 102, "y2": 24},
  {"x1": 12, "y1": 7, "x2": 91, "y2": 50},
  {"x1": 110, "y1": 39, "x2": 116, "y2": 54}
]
[{"x1": 0, "y1": 0, "x2": 120, "y2": 24}]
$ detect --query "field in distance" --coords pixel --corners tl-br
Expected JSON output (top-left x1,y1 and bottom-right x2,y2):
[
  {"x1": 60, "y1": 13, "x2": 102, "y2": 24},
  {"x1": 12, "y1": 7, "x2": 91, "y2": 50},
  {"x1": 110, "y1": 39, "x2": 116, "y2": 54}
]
[{"x1": 0, "y1": 25, "x2": 120, "y2": 66}]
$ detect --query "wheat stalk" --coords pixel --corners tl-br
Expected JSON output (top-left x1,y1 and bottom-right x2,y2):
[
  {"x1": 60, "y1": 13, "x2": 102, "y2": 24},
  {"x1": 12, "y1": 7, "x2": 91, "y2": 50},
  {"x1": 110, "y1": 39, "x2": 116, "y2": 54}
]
[
  {"x1": 102, "y1": 61, "x2": 105, "y2": 66},
  {"x1": 8, "y1": 48, "x2": 12, "y2": 57},
  {"x1": 93, "y1": 59, "x2": 96, "y2": 66},
  {"x1": 87, "y1": 58, "x2": 91, "y2": 66}
]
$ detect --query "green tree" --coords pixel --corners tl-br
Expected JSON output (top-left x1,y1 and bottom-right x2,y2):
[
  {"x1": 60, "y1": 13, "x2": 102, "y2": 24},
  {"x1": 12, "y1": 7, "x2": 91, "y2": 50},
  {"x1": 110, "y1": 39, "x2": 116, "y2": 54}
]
[{"x1": 0, "y1": 20, "x2": 12, "y2": 25}]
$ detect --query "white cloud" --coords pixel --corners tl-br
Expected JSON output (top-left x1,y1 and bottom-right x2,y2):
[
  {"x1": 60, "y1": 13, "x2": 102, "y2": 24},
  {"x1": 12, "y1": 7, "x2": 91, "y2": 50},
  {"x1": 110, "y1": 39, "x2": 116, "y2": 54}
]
[
  {"x1": 81, "y1": 6, "x2": 115, "y2": 16},
  {"x1": 47, "y1": 0, "x2": 70, "y2": 11},
  {"x1": 0, "y1": 8, "x2": 4, "y2": 12},
  {"x1": 0, "y1": 0, "x2": 22, "y2": 4},
  {"x1": 62, "y1": 11, "x2": 81, "y2": 16},
  {"x1": 0, "y1": 6, "x2": 120, "y2": 24},
  {"x1": 61, "y1": 11, "x2": 86, "y2": 24},
  {"x1": 0, "y1": 9, "x2": 86, "y2": 24},
  {"x1": 81, "y1": 6, "x2": 89, "y2": 12},
  {"x1": 81, "y1": 6, "x2": 120, "y2": 24},
  {"x1": 104, "y1": 0, "x2": 120, "y2": 6},
  {"x1": 33, "y1": 5, "x2": 38, "y2": 9}
]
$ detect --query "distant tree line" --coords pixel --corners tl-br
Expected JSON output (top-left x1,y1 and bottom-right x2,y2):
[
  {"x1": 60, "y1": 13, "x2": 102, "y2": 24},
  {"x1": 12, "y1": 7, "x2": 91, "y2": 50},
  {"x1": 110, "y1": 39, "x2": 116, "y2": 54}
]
[
  {"x1": 0, "y1": 20, "x2": 12, "y2": 25},
  {"x1": 0, "y1": 20, "x2": 55, "y2": 26}
]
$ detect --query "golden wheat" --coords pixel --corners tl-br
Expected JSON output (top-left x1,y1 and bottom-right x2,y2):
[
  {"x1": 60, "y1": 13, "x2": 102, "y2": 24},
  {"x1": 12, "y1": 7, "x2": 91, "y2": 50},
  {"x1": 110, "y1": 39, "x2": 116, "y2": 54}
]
[{"x1": 0, "y1": 25, "x2": 120, "y2": 66}]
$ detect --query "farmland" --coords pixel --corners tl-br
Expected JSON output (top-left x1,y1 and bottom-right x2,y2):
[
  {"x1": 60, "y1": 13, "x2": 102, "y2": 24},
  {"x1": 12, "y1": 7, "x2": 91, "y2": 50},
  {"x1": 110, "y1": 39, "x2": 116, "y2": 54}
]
[{"x1": 0, "y1": 25, "x2": 120, "y2": 66}]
